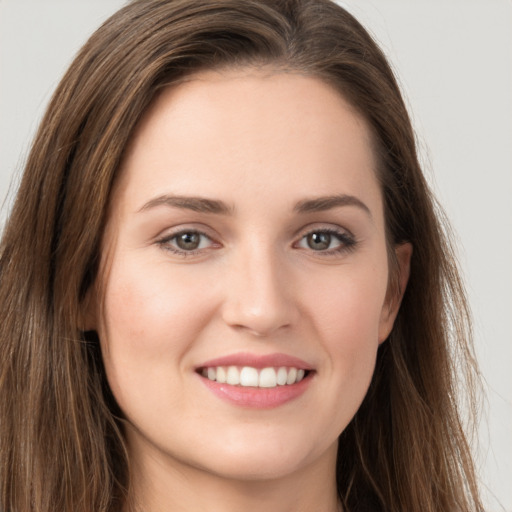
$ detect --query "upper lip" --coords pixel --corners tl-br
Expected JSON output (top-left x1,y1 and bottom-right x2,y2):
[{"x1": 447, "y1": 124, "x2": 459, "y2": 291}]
[{"x1": 197, "y1": 352, "x2": 313, "y2": 370}]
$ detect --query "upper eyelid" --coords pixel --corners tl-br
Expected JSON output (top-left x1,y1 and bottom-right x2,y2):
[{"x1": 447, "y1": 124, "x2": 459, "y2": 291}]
[
  {"x1": 294, "y1": 227, "x2": 355, "y2": 246},
  {"x1": 154, "y1": 224, "x2": 218, "y2": 241},
  {"x1": 159, "y1": 231, "x2": 218, "y2": 248},
  {"x1": 156, "y1": 230, "x2": 219, "y2": 257},
  {"x1": 294, "y1": 222, "x2": 354, "y2": 239},
  {"x1": 154, "y1": 227, "x2": 218, "y2": 253}
]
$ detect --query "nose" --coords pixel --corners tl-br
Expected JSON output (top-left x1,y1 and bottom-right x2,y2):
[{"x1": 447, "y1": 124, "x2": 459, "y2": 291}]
[{"x1": 221, "y1": 242, "x2": 298, "y2": 337}]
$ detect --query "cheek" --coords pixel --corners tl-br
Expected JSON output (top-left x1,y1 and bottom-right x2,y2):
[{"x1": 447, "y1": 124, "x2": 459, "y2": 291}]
[
  {"x1": 100, "y1": 258, "x2": 213, "y2": 353},
  {"x1": 288, "y1": 264, "x2": 388, "y2": 438},
  {"x1": 308, "y1": 264, "x2": 388, "y2": 335},
  {"x1": 303, "y1": 261, "x2": 388, "y2": 375},
  {"x1": 96, "y1": 258, "x2": 218, "y2": 406}
]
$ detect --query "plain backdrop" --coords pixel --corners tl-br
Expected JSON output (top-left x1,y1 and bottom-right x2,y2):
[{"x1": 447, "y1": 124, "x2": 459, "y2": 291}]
[{"x1": 1, "y1": 1, "x2": 511, "y2": 510}]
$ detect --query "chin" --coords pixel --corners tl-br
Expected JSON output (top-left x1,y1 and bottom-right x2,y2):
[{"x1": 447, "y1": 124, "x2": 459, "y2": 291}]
[
  {"x1": 197, "y1": 452, "x2": 313, "y2": 482},
  {"x1": 190, "y1": 430, "x2": 336, "y2": 482}
]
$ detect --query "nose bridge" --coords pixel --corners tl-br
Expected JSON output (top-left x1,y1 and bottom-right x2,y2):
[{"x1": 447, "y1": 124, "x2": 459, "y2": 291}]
[{"x1": 222, "y1": 235, "x2": 296, "y2": 336}]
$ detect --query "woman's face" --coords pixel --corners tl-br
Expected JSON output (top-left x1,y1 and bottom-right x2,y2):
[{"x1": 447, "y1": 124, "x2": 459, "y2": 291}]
[{"x1": 89, "y1": 69, "x2": 409, "y2": 483}]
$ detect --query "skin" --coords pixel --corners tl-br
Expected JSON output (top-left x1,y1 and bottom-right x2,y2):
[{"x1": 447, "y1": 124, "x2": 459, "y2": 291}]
[{"x1": 87, "y1": 68, "x2": 411, "y2": 512}]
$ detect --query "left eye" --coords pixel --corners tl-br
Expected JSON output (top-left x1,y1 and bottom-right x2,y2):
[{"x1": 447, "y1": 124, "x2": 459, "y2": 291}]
[
  {"x1": 297, "y1": 230, "x2": 348, "y2": 251},
  {"x1": 162, "y1": 230, "x2": 213, "y2": 252}
]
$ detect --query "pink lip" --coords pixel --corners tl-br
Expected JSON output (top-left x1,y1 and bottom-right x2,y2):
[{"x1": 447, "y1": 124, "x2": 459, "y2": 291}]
[
  {"x1": 197, "y1": 352, "x2": 313, "y2": 370},
  {"x1": 199, "y1": 374, "x2": 312, "y2": 409},
  {"x1": 196, "y1": 352, "x2": 314, "y2": 409}
]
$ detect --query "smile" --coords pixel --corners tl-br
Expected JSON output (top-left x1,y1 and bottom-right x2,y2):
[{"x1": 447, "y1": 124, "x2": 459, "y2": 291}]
[
  {"x1": 200, "y1": 366, "x2": 307, "y2": 388},
  {"x1": 196, "y1": 353, "x2": 314, "y2": 408}
]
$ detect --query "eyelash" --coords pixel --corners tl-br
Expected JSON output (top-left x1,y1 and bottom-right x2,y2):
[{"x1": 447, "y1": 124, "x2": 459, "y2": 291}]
[
  {"x1": 295, "y1": 227, "x2": 357, "y2": 256},
  {"x1": 156, "y1": 227, "x2": 357, "y2": 257},
  {"x1": 156, "y1": 229, "x2": 216, "y2": 257}
]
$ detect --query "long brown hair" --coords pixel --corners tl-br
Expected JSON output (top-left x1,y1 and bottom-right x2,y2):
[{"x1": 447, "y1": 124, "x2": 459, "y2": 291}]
[{"x1": 0, "y1": 1, "x2": 482, "y2": 510}]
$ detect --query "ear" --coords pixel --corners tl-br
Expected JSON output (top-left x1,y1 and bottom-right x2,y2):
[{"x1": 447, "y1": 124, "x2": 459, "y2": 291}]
[{"x1": 378, "y1": 242, "x2": 412, "y2": 343}]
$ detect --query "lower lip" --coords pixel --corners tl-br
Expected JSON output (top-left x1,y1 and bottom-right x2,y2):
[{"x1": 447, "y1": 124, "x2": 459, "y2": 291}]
[{"x1": 199, "y1": 373, "x2": 312, "y2": 409}]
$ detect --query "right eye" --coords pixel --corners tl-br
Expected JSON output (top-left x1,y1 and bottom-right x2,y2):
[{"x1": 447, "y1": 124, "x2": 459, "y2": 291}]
[{"x1": 157, "y1": 229, "x2": 217, "y2": 255}]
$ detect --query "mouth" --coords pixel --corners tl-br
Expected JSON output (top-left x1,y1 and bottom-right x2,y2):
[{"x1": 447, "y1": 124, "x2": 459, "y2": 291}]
[
  {"x1": 197, "y1": 365, "x2": 311, "y2": 388},
  {"x1": 195, "y1": 353, "x2": 314, "y2": 408}
]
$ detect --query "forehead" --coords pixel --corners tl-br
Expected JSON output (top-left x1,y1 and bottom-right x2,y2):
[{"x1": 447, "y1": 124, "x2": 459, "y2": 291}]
[{"x1": 114, "y1": 68, "x2": 382, "y2": 217}]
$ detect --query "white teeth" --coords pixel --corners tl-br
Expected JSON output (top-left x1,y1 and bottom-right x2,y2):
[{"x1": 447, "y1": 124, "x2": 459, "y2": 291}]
[
  {"x1": 286, "y1": 367, "x2": 297, "y2": 385},
  {"x1": 226, "y1": 366, "x2": 240, "y2": 385},
  {"x1": 240, "y1": 367, "x2": 258, "y2": 387},
  {"x1": 202, "y1": 365, "x2": 308, "y2": 388},
  {"x1": 276, "y1": 367, "x2": 288, "y2": 386},
  {"x1": 216, "y1": 367, "x2": 227, "y2": 384},
  {"x1": 259, "y1": 367, "x2": 277, "y2": 388}
]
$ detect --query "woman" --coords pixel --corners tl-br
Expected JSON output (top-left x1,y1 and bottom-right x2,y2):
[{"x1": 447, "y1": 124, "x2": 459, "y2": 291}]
[{"x1": 0, "y1": 0, "x2": 483, "y2": 511}]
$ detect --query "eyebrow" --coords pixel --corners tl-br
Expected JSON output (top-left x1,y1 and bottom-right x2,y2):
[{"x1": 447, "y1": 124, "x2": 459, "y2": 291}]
[
  {"x1": 138, "y1": 195, "x2": 233, "y2": 215},
  {"x1": 294, "y1": 194, "x2": 372, "y2": 217},
  {"x1": 138, "y1": 193, "x2": 371, "y2": 217}
]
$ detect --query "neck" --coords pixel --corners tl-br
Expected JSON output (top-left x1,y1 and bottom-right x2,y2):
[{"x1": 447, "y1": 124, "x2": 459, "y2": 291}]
[{"x1": 124, "y1": 435, "x2": 340, "y2": 512}]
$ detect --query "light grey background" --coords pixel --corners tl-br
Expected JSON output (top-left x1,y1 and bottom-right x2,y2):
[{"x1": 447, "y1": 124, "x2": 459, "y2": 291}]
[{"x1": 1, "y1": 1, "x2": 510, "y2": 510}]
